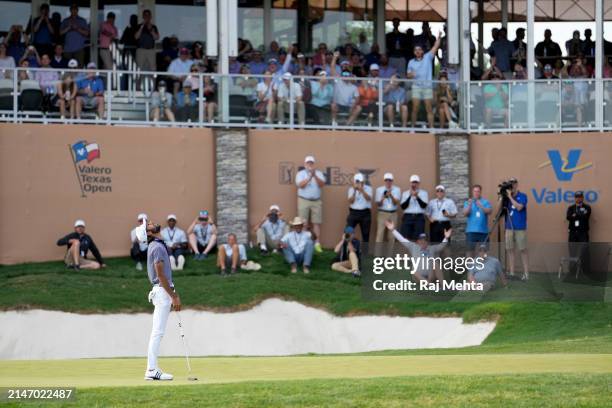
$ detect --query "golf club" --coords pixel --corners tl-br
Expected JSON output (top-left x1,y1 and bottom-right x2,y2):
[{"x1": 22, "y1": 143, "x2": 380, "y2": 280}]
[{"x1": 177, "y1": 312, "x2": 198, "y2": 381}]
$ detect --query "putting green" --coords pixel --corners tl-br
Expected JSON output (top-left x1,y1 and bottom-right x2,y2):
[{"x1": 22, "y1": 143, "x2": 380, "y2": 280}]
[{"x1": 1, "y1": 354, "x2": 611, "y2": 388}]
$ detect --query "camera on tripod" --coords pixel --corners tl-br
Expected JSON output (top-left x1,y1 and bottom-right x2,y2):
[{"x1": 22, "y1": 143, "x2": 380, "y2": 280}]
[{"x1": 497, "y1": 179, "x2": 514, "y2": 198}]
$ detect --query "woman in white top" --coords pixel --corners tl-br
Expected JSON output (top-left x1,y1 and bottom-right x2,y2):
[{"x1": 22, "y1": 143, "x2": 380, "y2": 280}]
[{"x1": 0, "y1": 43, "x2": 15, "y2": 79}]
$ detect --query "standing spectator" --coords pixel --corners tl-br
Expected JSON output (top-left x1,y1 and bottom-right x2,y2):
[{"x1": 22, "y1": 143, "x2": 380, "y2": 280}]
[
  {"x1": 511, "y1": 28, "x2": 527, "y2": 68},
  {"x1": 436, "y1": 71, "x2": 456, "y2": 128},
  {"x1": 488, "y1": 27, "x2": 514, "y2": 77},
  {"x1": 50, "y1": 12, "x2": 61, "y2": 45},
  {"x1": 500, "y1": 178, "x2": 529, "y2": 280},
  {"x1": 188, "y1": 210, "x2": 217, "y2": 260},
  {"x1": 50, "y1": 44, "x2": 68, "y2": 68},
  {"x1": 119, "y1": 14, "x2": 139, "y2": 60},
  {"x1": 357, "y1": 32, "x2": 370, "y2": 55},
  {"x1": 57, "y1": 72, "x2": 77, "y2": 119},
  {"x1": 254, "y1": 205, "x2": 288, "y2": 255},
  {"x1": 75, "y1": 63, "x2": 105, "y2": 120},
  {"x1": 535, "y1": 29, "x2": 562, "y2": 69},
  {"x1": 582, "y1": 29, "x2": 595, "y2": 69},
  {"x1": 383, "y1": 74, "x2": 408, "y2": 127},
  {"x1": 463, "y1": 184, "x2": 492, "y2": 254},
  {"x1": 295, "y1": 155, "x2": 325, "y2": 253},
  {"x1": 60, "y1": 4, "x2": 89, "y2": 66},
  {"x1": 98, "y1": 12, "x2": 118, "y2": 70},
  {"x1": 135, "y1": 10, "x2": 159, "y2": 74},
  {"x1": 375, "y1": 172, "x2": 401, "y2": 243},
  {"x1": 167, "y1": 48, "x2": 194, "y2": 95},
  {"x1": 5, "y1": 25, "x2": 26, "y2": 64},
  {"x1": 161, "y1": 214, "x2": 189, "y2": 271},
  {"x1": 565, "y1": 30, "x2": 583, "y2": 59},
  {"x1": 25, "y1": 3, "x2": 55, "y2": 58},
  {"x1": 307, "y1": 69, "x2": 333, "y2": 124},
  {"x1": 365, "y1": 43, "x2": 381, "y2": 70},
  {"x1": 413, "y1": 22, "x2": 435, "y2": 53},
  {"x1": 280, "y1": 217, "x2": 315, "y2": 274},
  {"x1": 407, "y1": 32, "x2": 442, "y2": 129},
  {"x1": 130, "y1": 213, "x2": 148, "y2": 270},
  {"x1": 346, "y1": 173, "x2": 373, "y2": 244},
  {"x1": 57, "y1": 219, "x2": 105, "y2": 271},
  {"x1": 276, "y1": 72, "x2": 305, "y2": 125},
  {"x1": 386, "y1": 18, "x2": 408, "y2": 77},
  {"x1": 150, "y1": 80, "x2": 174, "y2": 122},
  {"x1": 331, "y1": 226, "x2": 361, "y2": 277},
  {"x1": 0, "y1": 44, "x2": 16, "y2": 78},
  {"x1": 426, "y1": 185, "x2": 457, "y2": 243},
  {"x1": 174, "y1": 80, "x2": 197, "y2": 122},
  {"x1": 566, "y1": 191, "x2": 591, "y2": 279},
  {"x1": 399, "y1": 174, "x2": 428, "y2": 240}
]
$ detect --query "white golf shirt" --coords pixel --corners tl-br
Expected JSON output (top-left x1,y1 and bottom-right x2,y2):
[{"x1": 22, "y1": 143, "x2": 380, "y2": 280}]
[
  {"x1": 400, "y1": 189, "x2": 429, "y2": 214},
  {"x1": 161, "y1": 226, "x2": 188, "y2": 248},
  {"x1": 348, "y1": 185, "x2": 373, "y2": 210},
  {"x1": 296, "y1": 169, "x2": 326, "y2": 200},
  {"x1": 131, "y1": 227, "x2": 148, "y2": 251},
  {"x1": 375, "y1": 185, "x2": 401, "y2": 212},
  {"x1": 281, "y1": 230, "x2": 312, "y2": 254},
  {"x1": 427, "y1": 197, "x2": 458, "y2": 222}
]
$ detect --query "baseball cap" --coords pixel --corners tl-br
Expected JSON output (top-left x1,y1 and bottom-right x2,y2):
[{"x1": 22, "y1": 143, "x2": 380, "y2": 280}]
[
  {"x1": 410, "y1": 174, "x2": 421, "y2": 183},
  {"x1": 383, "y1": 172, "x2": 394, "y2": 181},
  {"x1": 544, "y1": 64, "x2": 553, "y2": 71},
  {"x1": 417, "y1": 233, "x2": 428, "y2": 240},
  {"x1": 269, "y1": 204, "x2": 280, "y2": 212},
  {"x1": 268, "y1": 58, "x2": 278, "y2": 64},
  {"x1": 340, "y1": 60, "x2": 350, "y2": 66},
  {"x1": 74, "y1": 219, "x2": 86, "y2": 228},
  {"x1": 341, "y1": 71, "x2": 351, "y2": 77},
  {"x1": 369, "y1": 63, "x2": 380, "y2": 71},
  {"x1": 317, "y1": 70, "x2": 327, "y2": 76},
  {"x1": 167, "y1": 214, "x2": 177, "y2": 221},
  {"x1": 304, "y1": 155, "x2": 315, "y2": 163},
  {"x1": 179, "y1": 47, "x2": 190, "y2": 55},
  {"x1": 198, "y1": 210, "x2": 209, "y2": 219},
  {"x1": 435, "y1": 185, "x2": 445, "y2": 191},
  {"x1": 182, "y1": 80, "x2": 192, "y2": 88},
  {"x1": 137, "y1": 213, "x2": 147, "y2": 221},
  {"x1": 574, "y1": 191, "x2": 584, "y2": 197},
  {"x1": 86, "y1": 62, "x2": 96, "y2": 69},
  {"x1": 282, "y1": 72, "x2": 292, "y2": 80},
  {"x1": 297, "y1": 53, "x2": 305, "y2": 59},
  {"x1": 509, "y1": 177, "x2": 518, "y2": 183},
  {"x1": 68, "y1": 59, "x2": 78, "y2": 68},
  {"x1": 353, "y1": 173, "x2": 364, "y2": 183},
  {"x1": 478, "y1": 243, "x2": 488, "y2": 251},
  {"x1": 344, "y1": 226, "x2": 354, "y2": 234}
]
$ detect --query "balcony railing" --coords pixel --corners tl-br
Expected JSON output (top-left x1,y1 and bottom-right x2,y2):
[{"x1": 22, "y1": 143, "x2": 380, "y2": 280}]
[{"x1": 0, "y1": 67, "x2": 610, "y2": 133}]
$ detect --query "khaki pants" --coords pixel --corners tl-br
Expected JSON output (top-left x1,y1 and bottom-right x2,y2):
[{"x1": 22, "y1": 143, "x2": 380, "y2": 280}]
[
  {"x1": 136, "y1": 48, "x2": 157, "y2": 71},
  {"x1": 256, "y1": 226, "x2": 287, "y2": 250},
  {"x1": 277, "y1": 100, "x2": 305, "y2": 124},
  {"x1": 99, "y1": 48, "x2": 113, "y2": 70},
  {"x1": 331, "y1": 251, "x2": 359, "y2": 273},
  {"x1": 375, "y1": 211, "x2": 397, "y2": 243}
]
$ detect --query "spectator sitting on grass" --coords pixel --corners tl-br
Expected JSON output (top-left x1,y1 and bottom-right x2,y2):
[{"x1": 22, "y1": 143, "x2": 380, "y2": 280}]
[
  {"x1": 468, "y1": 244, "x2": 507, "y2": 291},
  {"x1": 217, "y1": 233, "x2": 261, "y2": 276},
  {"x1": 331, "y1": 226, "x2": 361, "y2": 277},
  {"x1": 254, "y1": 204, "x2": 288, "y2": 255},
  {"x1": 162, "y1": 214, "x2": 188, "y2": 271},
  {"x1": 150, "y1": 80, "x2": 175, "y2": 122},
  {"x1": 130, "y1": 213, "x2": 148, "y2": 271},
  {"x1": 57, "y1": 219, "x2": 105, "y2": 271},
  {"x1": 188, "y1": 210, "x2": 217, "y2": 260},
  {"x1": 280, "y1": 217, "x2": 315, "y2": 274},
  {"x1": 75, "y1": 62, "x2": 105, "y2": 120}
]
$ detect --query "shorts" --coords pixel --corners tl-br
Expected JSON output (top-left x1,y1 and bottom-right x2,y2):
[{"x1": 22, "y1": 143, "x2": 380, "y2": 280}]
[
  {"x1": 411, "y1": 86, "x2": 433, "y2": 100},
  {"x1": 79, "y1": 95, "x2": 99, "y2": 108},
  {"x1": 505, "y1": 229, "x2": 527, "y2": 251},
  {"x1": 335, "y1": 104, "x2": 352, "y2": 114},
  {"x1": 64, "y1": 251, "x2": 97, "y2": 267},
  {"x1": 466, "y1": 232, "x2": 489, "y2": 250},
  {"x1": 298, "y1": 196, "x2": 323, "y2": 224}
]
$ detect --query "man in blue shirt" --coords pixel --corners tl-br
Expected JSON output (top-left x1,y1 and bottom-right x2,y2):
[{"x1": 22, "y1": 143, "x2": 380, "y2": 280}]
[
  {"x1": 25, "y1": 3, "x2": 55, "y2": 58},
  {"x1": 60, "y1": 4, "x2": 89, "y2": 66},
  {"x1": 501, "y1": 178, "x2": 529, "y2": 280},
  {"x1": 76, "y1": 62, "x2": 105, "y2": 120},
  {"x1": 406, "y1": 31, "x2": 441, "y2": 128},
  {"x1": 463, "y1": 184, "x2": 493, "y2": 255}
]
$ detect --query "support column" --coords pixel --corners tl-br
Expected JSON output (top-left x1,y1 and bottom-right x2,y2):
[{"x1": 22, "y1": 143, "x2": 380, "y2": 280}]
[
  {"x1": 374, "y1": 0, "x2": 386, "y2": 54},
  {"x1": 90, "y1": 0, "x2": 99, "y2": 66},
  {"x1": 437, "y1": 133, "x2": 470, "y2": 241},
  {"x1": 527, "y1": 0, "x2": 535, "y2": 127},
  {"x1": 595, "y1": 0, "x2": 604, "y2": 128},
  {"x1": 263, "y1": 0, "x2": 272, "y2": 50},
  {"x1": 501, "y1": 0, "x2": 508, "y2": 29},
  {"x1": 215, "y1": 129, "x2": 249, "y2": 244}
]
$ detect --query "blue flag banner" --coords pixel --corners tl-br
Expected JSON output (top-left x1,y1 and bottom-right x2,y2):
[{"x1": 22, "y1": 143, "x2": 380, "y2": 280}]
[{"x1": 72, "y1": 141, "x2": 88, "y2": 163}]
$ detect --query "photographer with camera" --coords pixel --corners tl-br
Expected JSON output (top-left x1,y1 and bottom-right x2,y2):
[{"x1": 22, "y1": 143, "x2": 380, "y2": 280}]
[
  {"x1": 375, "y1": 172, "x2": 401, "y2": 243},
  {"x1": 399, "y1": 174, "x2": 429, "y2": 240},
  {"x1": 499, "y1": 177, "x2": 529, "y2": 281},
  {"x1": 150, "y1": 80, "x2": 175, "y2": 122},
  {"x1": 331, "y1": 226, "x2": 361, "y2": 277},
  {"x1": 426, "y1": 185, "x2": 457, "y2": 243},
  {"x1": 346, "y1": 173, "x2": 373, "y2": 244},
  {"x1": 254, "y1": 204, "x2": 289, "y2": 255}
]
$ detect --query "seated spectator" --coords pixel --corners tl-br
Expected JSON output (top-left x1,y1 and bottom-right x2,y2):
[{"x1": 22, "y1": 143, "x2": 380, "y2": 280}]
[
  {"x1": 482, "y1": 68, "x2": 508, "y2": 127},
  {"x1": 188, "y1": 210, "x2": 217, "y2": 260},
  {"x1": 237, "y1": 38, "x2": 253, "y2": 62},
  {"x1": 217, "y1": 233, "x2": 261, "y2": 275},
  {"x1": 36, "y1": 54, "x2": 59, "y2": 110},
  {"x1": 265, "y1": 40, "x2": 280, "y2": 62},
  {"x1": 435, "y1": 71, "x2": 456, "y2": 128},
  {"x1": 467, "y1": 244, "x2": 507, "y2": 291},
  {"x1": 191, "y1": 41, "x2": 205, "y2": 65},
  {"x1": 168, "y1": 48, "x2": 194, "y2": 95},
  {"x1": 312, "y1": 42, "x2": 328, "y2": 67},
  {"x1": 229, "y1": 56, "x2": 241, "y2": 74},
  {"x1": 293, "y1": 53, "x2": 313, "y2": 76},
  {"x1": 308, "y1": 69, "x2": 333, "y2": 124},
  {"x1": 378, "y1": 55, "x2": 397, "y2": 79},
  {"x1": 174, "y1": 80, "x2": 197, "y2": 122},
  {"x1": 25, "y1": 3, "x2": 55, "y2": 58},
  {"x1": 57, "y1": 73, "x2": 77, "y2": 119},
  {"x1": 331, "y1": 71, "x2": 361, "y2": 126},
  {"x1": 383, "y1": 74, "x2": 408, "y2": 127},
  {"x1": 604, "y1": 58, "x2": 612, "y2": 79},
  {"x1": 233, "y1": 64, "x2": 258, "y2": 98},
  {"x1": 159, "y1": 35, "x2": 179, "y2": 71},
  {"x1": 275, "y1": 72, "x2": 305, "y2": 125},
  {"x1": 161, "y1": 214, "x2": 188, "y2": 271},
  {"x1": 280, "y1": 217, "x2": 315, "y2": 274},
  {"x1": 331, "y1": 226, "x2": 361, "y2": 277},
  {"x1": 17, "y1": 60, "x2": 31, "y2": 82},
  {"x1": 150, "y1": 80, "x2": 175, "y2": 122},
  {"x1": 76, "y1": 62, "x2": 105, "y2": 120},
  {"x1": 320, "y1": 51, "x2": 339, "y2": 76},
  {"x1": 60, "y1": 3, "x2": 89, "y2": 66},
  {"x1": 19, "y1": 46, "x2": 41, "y2": 68},
  {"x1": 130, "y1": 213, "x2": 148, "y2": 270},
  {"x1": 247, "y1": 50, "x2": 267, "y2": 75},
  {"x1": 365, "y1": 43, "x2": 381, "y2": 70},
  {"x1": 254, "y1": 72, "x2": 275, "y2": 123},
  {"x1": 57, "y1": 219, "x2": 105, "y2": 271},
  {"x1": 407, "y1": 32, "x2": 442, "y2": 129},
  {"x1": 0, "y1": 43, "x2": 16, "y2": 78},
  {"x1": 540, "y1": 63, "x2": 558, "y2": 80},
  {"x1": 254, "y1": 204, "x2": 288, "y2": 254},
  {"x1": 357, "y1": 78, "x2": 378, "y2": 126},
  {"x1": 203, "y1": 75, "x2": 218, "y2": 122},
  {"x1": 184, "y1": 64, "x2": 201, "y2": 92},
  {"x1": 50, "y1": 44, "x2": 68, "y2": 69}
]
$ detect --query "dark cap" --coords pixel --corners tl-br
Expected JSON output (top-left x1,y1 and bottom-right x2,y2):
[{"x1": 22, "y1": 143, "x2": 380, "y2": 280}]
[
  {"x1": 574, "y1": 191, "x2": 584, "y2": 197},
  {"x1": 417, "y1": 233, "x2": 428, "y2": 240}
]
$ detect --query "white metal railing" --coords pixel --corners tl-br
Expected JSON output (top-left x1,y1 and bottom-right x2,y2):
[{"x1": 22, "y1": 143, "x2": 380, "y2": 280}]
[{"x1": 0, "y1": 66, "x2": 611, "y2": 133}]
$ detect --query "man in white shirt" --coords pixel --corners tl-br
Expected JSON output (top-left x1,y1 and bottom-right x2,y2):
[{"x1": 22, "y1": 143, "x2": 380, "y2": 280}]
[
  {"x1": 217, "y1": 233, "x2": 261, "y2": 276},
  {"x1": 280, "y1": 217, "x2": 316, "y2": 274},
  {"x1": 253, "y1": 204, "x2": 289, "y2": 255},
  {"x1": 346, "y1": 173, "x2": 373, "y2": 243},
  {"x1": 167, "y1": 48, "x2": 194, "y2": 94},
  {"x1": 130, "y1": 213, "x2": 148, "y2": 270},
  {"x1": 375, "y1": 172, "x2": 401, "y2": 243},
  {"x1": 295, "y1": 155, "x2": 325, "y2": 253},
  {"x1": 276, "y1": 72, "x2": 305, "y2": 125},
  {"x1": 161, "y1": 214, "x2": 188, "y2": 271},
  {"x1": 426, "y1": 185, "x2": 458, "y2": 243},
  {"x1": 399, "y1": 174, "x2": 429, "y2": 240},
  {"x1": 187, "y1": 210, "x2": 218, "y2": 260}
]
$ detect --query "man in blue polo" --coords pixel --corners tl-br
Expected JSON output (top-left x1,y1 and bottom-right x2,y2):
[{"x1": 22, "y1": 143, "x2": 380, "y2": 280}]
[
  {"x1": 463, "y1": 184, "x2": 493, "y2": 255},
  {"x1": 502, "y1": 178, "x2": 529, "y2": 280}
]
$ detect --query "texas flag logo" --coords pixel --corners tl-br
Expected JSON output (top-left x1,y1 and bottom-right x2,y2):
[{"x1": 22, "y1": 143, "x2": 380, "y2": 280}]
[{"x1": 72, "y1": 140, "x2": 101, "y2": 163}]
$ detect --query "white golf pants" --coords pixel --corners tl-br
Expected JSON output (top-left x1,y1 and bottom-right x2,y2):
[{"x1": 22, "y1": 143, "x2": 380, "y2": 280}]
[{"x1": 147, "y1": 286, "x2": 172, "y2": 370}]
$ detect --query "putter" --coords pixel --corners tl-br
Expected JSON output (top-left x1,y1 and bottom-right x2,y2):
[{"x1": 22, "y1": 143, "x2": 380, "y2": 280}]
[{"x1": 177, "y1": 312, "x2": 198, "y2": 381}]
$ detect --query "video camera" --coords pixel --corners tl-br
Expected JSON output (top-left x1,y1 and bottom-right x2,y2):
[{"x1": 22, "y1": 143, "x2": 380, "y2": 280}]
[{"x1": 497, "y1": 179, "x2": 514, "y2": 198}]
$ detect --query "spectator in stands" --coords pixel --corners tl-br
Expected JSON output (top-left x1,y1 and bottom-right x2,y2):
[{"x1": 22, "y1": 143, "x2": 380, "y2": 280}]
[
  {"x1": 188, "y1": 210, "x2": 217, "y2": 260},
  {"x1": 60, "y1": 4, "x2": 89, "y2": 66},
  {"x1": 436, "y1": 71, "x2": 456, "y2": 128},
  {"x1": 407, "y1": 32, "x2": 442, "y2": 129},
  {"x1": 35, "y1": 54, "x2": 58, "y2": 100},
  {"x1": 150, "y1": 80, "x2": 174, "y2": 122},
  {"x1": 375, "y1": 172, "x2": 401, "y2": 243},
  {"x1": 174, "y1": 80, "x2": 197, "y2": 122},
  {"x1": 295, "y1": 155, "x2": 325, "y2": 253},
  {"x1": 378, "y1": 54, "x2": 397, "y2": 79},
  {"x1": 312, "y1": 42, "x2": 327, "y2": 67},
  {"x1": 482, "y1": 67, "x2": 508, "y2": 127},
  {"x1": 511, "y1": 28, "x2": 527, "y2": 68},
  {"x1": 255, "y1": 71, "x2": 275, "y2": 123},
  {"x1": 565, "y1": 54, "x2": 590, "y2": 126},
  {"x1": 57, "y1": 219, "x2": 105, "y2": 271},
  {"x1": 202, "y1": 75, "x2": 218, "y2": 122},
  {"x1": 25, "y1": 3, "x2": 55, "y2": 58},
  {"x1": 399, "y1": 174, "x2": 428, "y2": 240},
  {"x1": 386, "y1": 18, "x2": 408, "y2": 76},
  {"x1": 468, "y1": 244, "x2": 507, "y2": 291},
  {"x1": 488, "y1": 27, "x2": 513, "y2": 77},
  {"x1": 4, "y1": 25, "x2": 26, "y2": 64},
  {"x1": 307, "y1": 69, "x2": 333, "y2": 124},
  {"x1": 119, "y1": 14, "x2": 139, "y2": 60},
  {"x1": 280, "y1": 216, "x2": 316, "y2": 274},
  {"x1": 331, "y1": 70, "x2": 361, "y2": 126},
  {"x1": 540, "y1": 63, "x2": 558, "y2": 80},
  {"x1": 332, "y1": 226, "x2": 361, "y2": 277},
  {"x1": 357, "y1": 32, "x2": 370, "y2": 55},
  {"x1": 228, "y1": 56, "x2": 241, "y2": 74},
  {"x1": 426, "y1": 185, "x2": 457, "y2": 243},
  {"x1": 383, "y1": 74, "x2": 408, "y2": 127},
  {"x1": 237, "y1": 38, "x2": 253, "y2": 62},
  {"x1": 413, "y1": 22, "x2": 435, "y2": 53},
  {"x1": 167, "y1": 48, "x2": 193, "y2": 95},
  {"x1": 365, "y1": 43, "x2": 381, "y2": 70},
  {"x1": 346, "y1": 173, "x2": 372, "y2": 243},
  {"x1": 57, "y1": 72, "x2": 77, "y2": 119},
  {"x1": 535, "y1": 29, "x2": 562, "y2": 69},
  {"x1": 135, "y1": 9, "x2": 159, "y2": 74},
  {"x1": 583, "y1": 29, "x2": 595, "y2": 59},
  {"x1": 190, "y1": 41, "x2": 205, "y2": 66},
  {"x1": 604, "y1": 58, "x2": 612, "y2": 78},
  {"x1": 183, "y1": 64, "x2": 201, "y2": 91},
  {"x1": 0, "y1": 44, "x2": 16, "y2": 78},
  {"x1": 357, "y1": 77, "x2": 378, "y2": 126},
  {"x1": 265, "y1": 40, "x2": 280, "y2": 62},
  {"x1": 293, "y1": 53, "x2": 312, "y2": 76},
  {"x1": 320, "y1": 51, "x2": 339, "y2": 76},
  {"x1": 463, "y1": 184, "x2": 492, "y2": 255},
  {"x1": 565, "y1": 30, "x2": 582, "y2": 59},
  {"x1": 75, "y1": 63, "x2": 105, "y2": 120},
  {"x1": 161, "y1": 214, "x2": 188, "y2": 271},
  {"x1": 254, "y1": 205, "x2": 288, "y2": 255},
  {"x1": 19, "y1": 46, "x2": 41, "y2": 68},
  {"x1": 17, "y1": 59, "x2": 31, "y2": 82},
  {"x1": 275, "y1": 72, "x2": 305, "y2": 125},
  {"x1": 233, "y1": 64, "x2": 257, "y2": 99},
  {"x1": 98, "y1": 12, "x2": 118, "y2": 71},
  {"x1": 130, "y1": 213, "x2": 148, "y2": 270},
  {"x1": 50, "y1": 44, "x2": 68, "y2": 68},
  {"x1": 248, "y1": 50, "x2": 267, "y2": 75}
]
